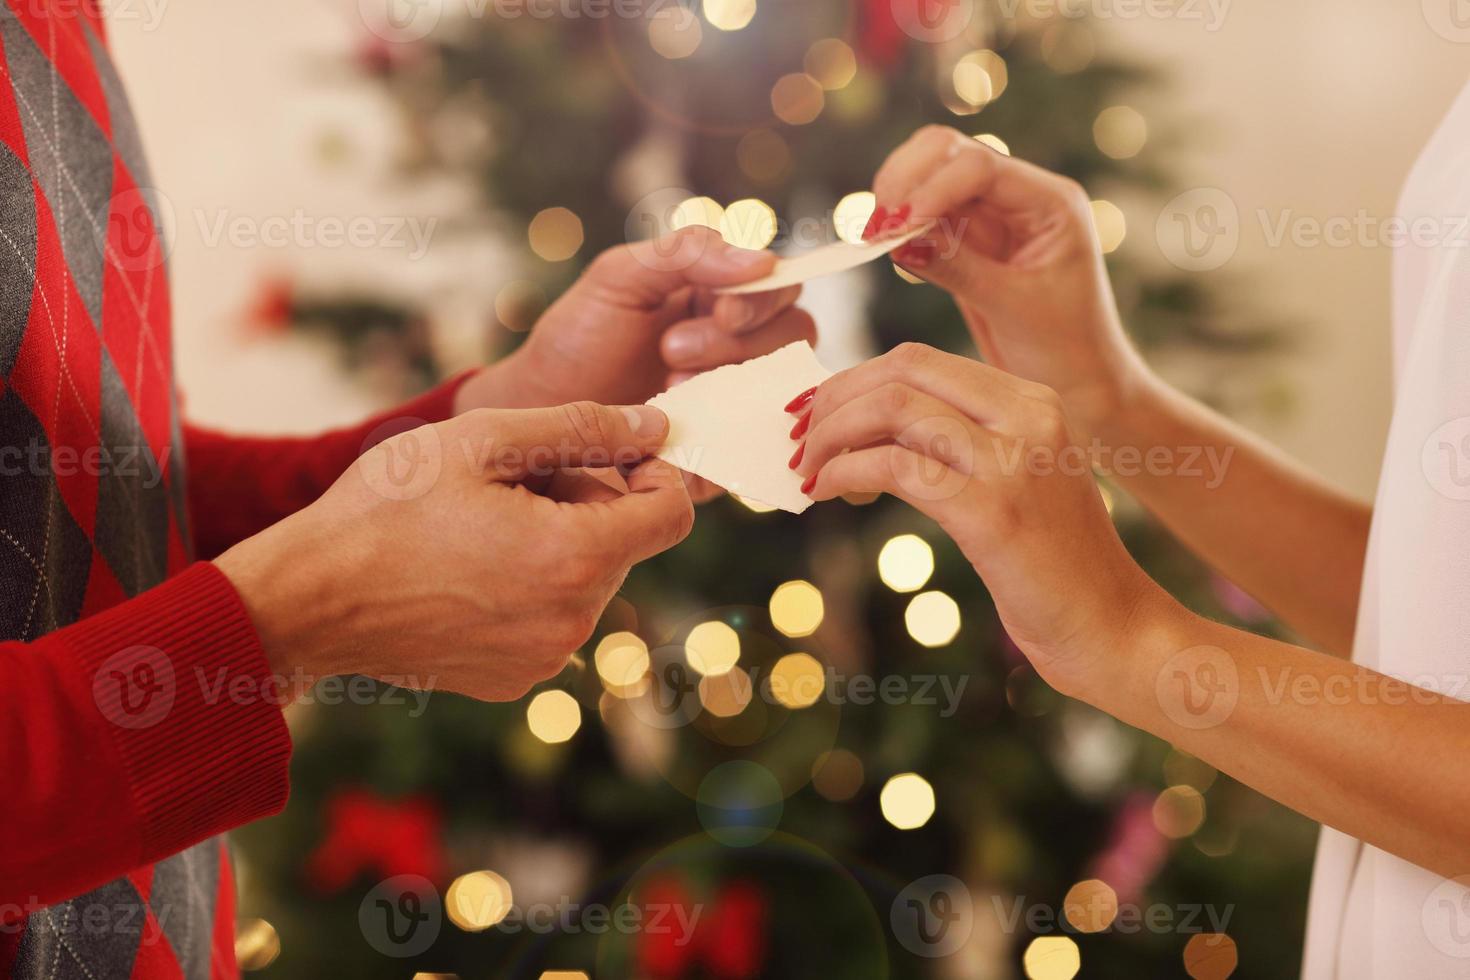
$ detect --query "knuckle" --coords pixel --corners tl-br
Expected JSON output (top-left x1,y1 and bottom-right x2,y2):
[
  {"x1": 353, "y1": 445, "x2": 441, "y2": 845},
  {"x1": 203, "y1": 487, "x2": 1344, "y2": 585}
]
[
  {"x1": 562, "y1": 400, "x2": 611, "y2": 447},
  {"x1": 917, "y1": 124, "x2": 957, "y2": 149},
  {"x1": 880, "y1": 382, "x2": 914, "y2": 414},
  {"x1": 890, "y1": 341, "x2": 932, "y2": 372}
]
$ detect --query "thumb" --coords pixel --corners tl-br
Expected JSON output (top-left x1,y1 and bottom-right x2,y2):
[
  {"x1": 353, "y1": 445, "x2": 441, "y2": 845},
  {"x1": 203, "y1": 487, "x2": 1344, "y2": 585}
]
[{"x1": 475, "y1": 402, "x2": 670, "y2": 482}]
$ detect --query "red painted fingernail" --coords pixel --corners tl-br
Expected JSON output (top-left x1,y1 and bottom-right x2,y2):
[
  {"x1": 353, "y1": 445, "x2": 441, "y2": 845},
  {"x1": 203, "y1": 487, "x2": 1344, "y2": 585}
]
[
  {"x1": 788, "y1": 442, "x2": 805, "y2": 470},
  {"x1": 784, "y1": 386, "x2": 817, "y2": 413},
  {"x1": 894, "y1": 203, "x2": 912, "y2": 226},
  {"x1": 861, "y1": 205, "x2": 889, "y2": 242},
  {"x1": 801, "y1": 473, "x2": 817, "y2": 496},
  {"x1": 789, "y1": 413, "x2": 810, "y2": 439}
]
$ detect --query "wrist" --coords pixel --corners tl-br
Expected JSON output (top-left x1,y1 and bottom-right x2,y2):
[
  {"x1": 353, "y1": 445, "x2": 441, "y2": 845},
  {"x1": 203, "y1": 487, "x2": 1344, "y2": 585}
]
[
  {"x1": 1085, "y1": 582, "x2": 1200, "y2": 724},
  {"x1": 455, "y1": 348, "x2": 558, "y2": 412}
]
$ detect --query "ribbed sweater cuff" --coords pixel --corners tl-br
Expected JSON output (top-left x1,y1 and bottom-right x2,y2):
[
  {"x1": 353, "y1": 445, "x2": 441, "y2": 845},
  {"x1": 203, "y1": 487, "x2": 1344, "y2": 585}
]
[{"x1": 69, "y1": 562, "x2": 292, "y2": 863}]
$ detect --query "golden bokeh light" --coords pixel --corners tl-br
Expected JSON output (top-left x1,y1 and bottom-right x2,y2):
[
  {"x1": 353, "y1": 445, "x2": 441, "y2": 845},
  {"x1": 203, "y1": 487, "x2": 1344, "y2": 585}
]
[
  {"x1": 647, "y1": 4, "x2": 702, "y2": 59},
  {"x1": 720, "y1": 198, "x2": 778, "y2": 250},
  {"x1": 811, "y1": 749, "x2": 864, "y2": 801},
  {"x1": 1090, "y1": 199, "x2": 1126, "y2": 254},
  {"x1": 894, "y1": 263, "x2": 925, "y2": 284},
  {"x1": 953, "y1": 49, "x2": 1007, "y2": 108},
  {"x1": 769, "y1": 579, "x2": 824, "y2": 637},
  {"x1": 879, "y1": 772, "x2": 935, "y2": 830},
  {"x1": 446, "y1": 870, "x2": 514, "y2": 932},
  {"x1": 1183, "y1": 932, "x2": 1239, "y2": 980},
  {"x1": 1062, "y1": 879, "x2": 1119, "y2": 933},
  {"x1": 834, "y1": 191, "x2": 877, "y2": 245},
  {"x1": 528, "y1": 207, "x2": 583, "y2": 262},
  {"x1": 526, "y1": 690, "x2": 581, "y2": 744},
  {"x1": 877, "y1": 534, "x2": 935, "y2": 593},
  {"x1": 234, "y1": 918, "x2": 280, "y2": 972},
  {"x1": 703, "y1": 0, "x2": 756, "y2": 31},
  {"x1": 1153, "y1": 785, "x2": 1207, "y2": 839},
  {"x1": 804, "y1": 38, "x2": 857, "y2": 91},
  {"x1": 974, "y1": 133, "x2": 1011, "y2": 155},
  {"x1": 686, "y1": 620, "x2": 741, "y2": 676},
  {"x1": 1164, "y1": 750, "x2": 1219, "y2": 792},
  {"x1": 769, "y1": 652, "x2": 824, "y2": 709},
  {"x1": 539, "y1": 973, "x2": 590, "y2": 980},
  {"x1": 1023, "y1": 936, "x2": 1081, "y2": 980},
  {"x1": 1094, "y1": 105, "x2": 1148, "y2": 160},
  {"x1": 771, "y1": 73, "x2": 825, "y2": 126},
  {"x1": 904, "y1": 591, "x2": 961, "y2": 647},
  {"x1": 736, "y1": 129, "x2": 791, "y2": 184},
  {"x1": 699, "y1": 666, "x2": 753, "y2": 717},
  {"x1": 594, "y1": 632, "x2": 650, "y2": 693},
  {"x1": 493, "y1": 279, "x2": 546, "y2": 333},
  {"x1": 735, "y1": 493, "x2": 778, "y2": 513},
  {"x1": 670, "y1": 195, "x2": 725, "y2": 232},
  {"x1": 830, "y1": 69, "x2": 881, "y2": 123}
]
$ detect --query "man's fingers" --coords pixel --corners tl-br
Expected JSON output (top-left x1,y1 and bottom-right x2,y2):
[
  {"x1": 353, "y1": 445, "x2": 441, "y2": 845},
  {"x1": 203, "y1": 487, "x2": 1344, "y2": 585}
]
[
  {"x1": 662, "y1": 307, "x2": 816, "y2": 371},
  {"x1": 598, "y1": 458, "x2": 696, "y2": 564},
  {"x1": 473, "y1": 403, "x2": 669, "y2": 481},
  {"x1": 711, "y1": 284, "x2": 802, "y2": 335},
  {"x1": 590, "y1": 226, "x2": 777, "y2": 306},
  {"x1": 544, "y1": 467, "x2": 627, "y2": 504}
]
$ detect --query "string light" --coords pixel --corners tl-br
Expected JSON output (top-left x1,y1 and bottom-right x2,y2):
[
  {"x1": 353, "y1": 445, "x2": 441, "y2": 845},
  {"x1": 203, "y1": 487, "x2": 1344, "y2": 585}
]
[
  {"x1": 834, "y1": 191, "x2": 877, "y2": 245},
  {"x1": 1062, "y1": 879, "x2": 1118, "y2": 933},
  {"x1": 769, "y1": 652, "x2": 824, "y2": 709},
  {"x1": 234, "y1": 918, "x2": 279, "y2": 971},
  {"x1": 735, "y1": 494, "x2": 777, "y2": 513},
  {"x1": 528, "y1": 207, "x2": 583, "y2": 262},
  {"x1": 877, "y1": 534, "x2": 934, "y2": 593},
  {"x1": 974, "y1": 133, "x2": 1011, "y2": 155},
  {"x1": 671, "y1": 196, "x2": 725, "y2": 232},
  {"x1": 1183, "y1": 933, "x2": 1239, "y2": 980},
  {"x1": 698, "y1": 666, "x2": 753, "y2": 717},
  {"x1": 1023, "y1": 936, "x2": 1081, "y2": 980},
  {"x1": 720, "y1": 199, "x2": 778, "y2": 249},
  {"x1": 1090, "y1": 200, "x2": 1126, "y2": 254},
  {"x1": 811, "y1": 749, "x2": 864, "y2": 801},
  {"x1": 594, "y1": 632, "x2": 650, "y2": 695},
  {"x1": 703, "y1": 0, "x2": 756, "y2": 31},
  {"x1": 647, "y1": 5, "x2": 701, "y2": 59},
  {"x1": 686, "y1": 621, "x2": 740, "y2": 676},
  {"x1": 771, "y1": 73, "x2": 825, "y2": 126},
  {"x1": 526, "y1": 690, "x2": 581, "y2": 744},
  {"x1": 1153, "y1": 785, "x2": 1207, "y2": 838},
  {"x1": 904, "y1": 591, "x2": 961, "y2": 647},
  {"x1": 880, "y1": 772, "x2": 935, "y2": 829},
  {"x1": 804, "y1": 38, "x2": 857, "y2": 91},
  {"x1": 769, "y1": 580, "x2": 824, "y2": 637},
  {"x1": 539, "y1": 973, "x2": 590, "y2": 980},
  {"x1": 446, "y1": 870, "x2": 513, "y2": 931},
  {"x1": 1094, "y1": 106, "x2": 1147, "y2": 160}
]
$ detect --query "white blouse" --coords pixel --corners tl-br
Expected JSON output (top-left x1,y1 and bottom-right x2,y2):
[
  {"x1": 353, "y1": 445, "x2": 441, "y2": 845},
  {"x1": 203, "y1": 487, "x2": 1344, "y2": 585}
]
[{"x1": 1300, "y1": 78, "x2": 1470, "y2": 978}]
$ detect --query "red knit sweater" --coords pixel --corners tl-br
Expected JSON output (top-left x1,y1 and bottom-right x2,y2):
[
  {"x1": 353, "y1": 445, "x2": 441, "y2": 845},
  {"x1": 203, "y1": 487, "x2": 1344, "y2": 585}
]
[{"x1": 0, "y1": 3, "x2": 466, "y2": 976}]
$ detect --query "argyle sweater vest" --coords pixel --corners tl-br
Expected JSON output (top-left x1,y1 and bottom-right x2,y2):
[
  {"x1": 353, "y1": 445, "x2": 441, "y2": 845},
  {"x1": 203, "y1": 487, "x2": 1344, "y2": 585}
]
[{"x1": 0, "y1": 3, "x2": 467, "y2": 976}]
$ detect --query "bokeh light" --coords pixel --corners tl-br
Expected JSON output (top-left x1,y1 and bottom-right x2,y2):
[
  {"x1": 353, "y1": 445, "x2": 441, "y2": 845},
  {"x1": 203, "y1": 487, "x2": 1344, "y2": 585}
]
[
  {"x1": 974, "y1": 133, "x2": 1011, "y2": 155},
  {"x1": 234, "y1": 918, "x2": 279, "y2": 971},
  {"x1": 594, "y1": 631, "x2": 650, "y2": 694},
  {"x1": 1153, "y1": 785, "x2": 1207, "y2": 838},
  {"x1": 493, "y1": 279, "x2": 545, "y2": 333},
  {"x1": 771, "y1": 73, "x2": 825, "y2": 125},
  {"x1": 446, "y1": 870, "x2": 513, "y2": 931},
  {"x1": 671, "y1": 195, "x2": 724, "y2": 232},
  {"x1": 735, "y1": 493, "x2": 778, "y2": 513},
  {"x1": 699, "y1": 666, "x2": 754, "y2": 717},
  {"x1": 879, "y1": 772, "x2": 935, "y2": 829},
  {"x1": 686, "y1": 620, "x2": 741, "y2": 676},
  {"x1": 804, "y1": 38, "x2": 857, "y2": 91},
  {"x1": 834, "y1": 190, "x2": 877, "y2": 245},
  {"x1": 1183, "y1": 933, "x2": 1239, "y2": 980},
  {"x1": 1063, "y1": 878, "x2": 1119, "y2": 933},
  {"x1": 539, "y1": 973, "x2": 589, "y2": 980},
  {"x1": 720, "y1": 198, "x2": 778, "y2": 249},
  {"x1": 1090, "y1": 199, "x2": 1127, "y2": 254},
  {"x1": 703, "y1": 0, "x2": 756, "y2": 31},
  {"x1": 1024, "y1": 936, "x2": 1081, "y2": 980},
  {"x1": 1094, "y1": 105, "x2": 1148, "y2": 160},
  {"x1": 769, "y1": 652, "x2": 824, "y2": 709},
  {"x1": 769, "y1": 579, "x2": 824, "y2": 637},
  {"x1": 526, "y1": 690, "x2": 581, "y2": 744},
  {"x1": 904, "y1": 591, "x2": 961, "y2": 647},
  {"x1": 878, "y1": 534, "x2": 934, "y2": 593},
  {"x1": 647, "y1": 5, "x2": 701, "y2": 59},
  {"x1": 528, "y1": 206, "x2": 583, "y2": 262},
  {"x1": 811, "y1": 749, "x2": 864, "y2": 801}
]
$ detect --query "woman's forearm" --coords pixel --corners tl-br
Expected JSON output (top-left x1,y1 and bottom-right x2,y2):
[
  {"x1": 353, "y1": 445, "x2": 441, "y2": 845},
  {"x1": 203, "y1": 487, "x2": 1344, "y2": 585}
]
[
  {"x1": 1094, "y1": 596, "x2": 1470, "y2": 880},
  {"x1": 1094, "y1": 371, "x2": 1372, "y2": 654}
]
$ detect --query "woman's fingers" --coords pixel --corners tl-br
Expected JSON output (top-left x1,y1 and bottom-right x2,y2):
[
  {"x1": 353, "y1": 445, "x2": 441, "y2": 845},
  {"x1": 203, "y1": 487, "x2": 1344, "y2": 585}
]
[
  {"x1": 803, "y1": 444, "x2": 973, "y2": 528},
  {"x1": 875, "y1": 127, "x2": 1073, "y2": 222},
  {"x1": 794, "y1": 381, "x2": 989, "y2": 482},
  {"x1": 662, "y1": 306, "x2": 816, "y2": 371}
]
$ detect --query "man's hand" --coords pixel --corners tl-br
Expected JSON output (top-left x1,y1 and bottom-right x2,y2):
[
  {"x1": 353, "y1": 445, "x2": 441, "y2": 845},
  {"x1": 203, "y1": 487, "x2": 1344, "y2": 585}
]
[
  {"x1": 456, "y1": 225, "x2": 814, "y2": 410},
  {"x1": 215, "y1": 403, "x2": 693, "y2": 703}
]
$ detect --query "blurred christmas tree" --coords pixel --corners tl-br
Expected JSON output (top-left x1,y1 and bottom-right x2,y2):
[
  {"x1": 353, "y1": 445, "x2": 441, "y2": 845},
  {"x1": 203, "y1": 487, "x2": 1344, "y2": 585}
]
[{"x1": 233, "y1": 2, "x2": 1317, "y2": 978}]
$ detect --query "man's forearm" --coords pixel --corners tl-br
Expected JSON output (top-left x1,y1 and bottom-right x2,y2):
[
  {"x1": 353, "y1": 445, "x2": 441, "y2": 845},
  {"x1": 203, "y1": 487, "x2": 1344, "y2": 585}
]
[{"x1": 1092, "y1": 371, "x2": 1372, "y2": 654}]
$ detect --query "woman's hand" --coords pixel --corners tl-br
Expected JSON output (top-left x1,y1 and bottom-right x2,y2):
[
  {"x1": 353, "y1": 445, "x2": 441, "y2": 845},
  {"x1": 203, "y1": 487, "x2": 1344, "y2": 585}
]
[
  {"x1": 790, "y1": 343, "x2": 1168, "y2": 696},
  {"x1": 869, "y1": 126, "x2": 1148, "y2": 435}
]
